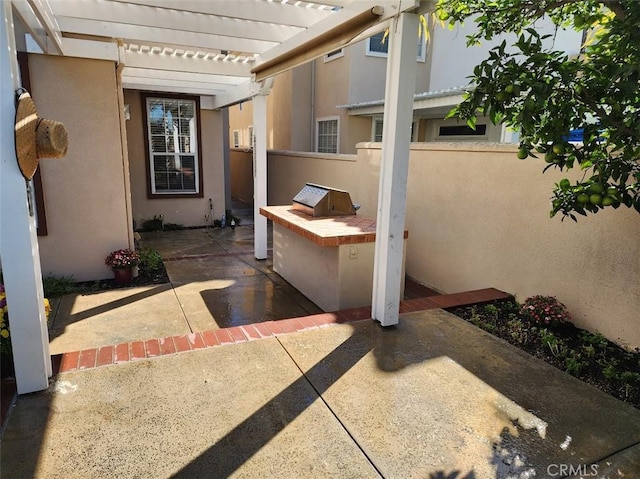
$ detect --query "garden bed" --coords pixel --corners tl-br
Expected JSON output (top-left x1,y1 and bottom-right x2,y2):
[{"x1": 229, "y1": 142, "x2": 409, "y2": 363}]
[{"x1": 449, "y1": 299, "x2": 639, "y2": 409}]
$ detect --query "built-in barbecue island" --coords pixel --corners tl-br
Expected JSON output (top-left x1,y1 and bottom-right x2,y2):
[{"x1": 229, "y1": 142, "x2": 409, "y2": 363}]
[{"x1": 260, "y1": 183, "x2": 407, "y2": 312}]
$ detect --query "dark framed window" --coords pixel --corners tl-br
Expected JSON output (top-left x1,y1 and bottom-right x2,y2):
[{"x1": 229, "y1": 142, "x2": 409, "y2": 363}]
[
  {"x1": 439, "y1": 125, "x2": 487, "y2": 136},
  {"x1": 141, "y1": 93, "x2": 203, "y2": 198},
  {"x1": 366, "y1": 31, "x2": 426, "y2": 61},
  {"x1": 317, "y1": 118, "x2": 339, "y2": 153}
]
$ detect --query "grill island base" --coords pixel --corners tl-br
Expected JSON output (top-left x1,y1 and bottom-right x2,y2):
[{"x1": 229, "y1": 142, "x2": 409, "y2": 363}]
[{"x1": 260, "y1": 205, "x2": 407, "y2": 312}]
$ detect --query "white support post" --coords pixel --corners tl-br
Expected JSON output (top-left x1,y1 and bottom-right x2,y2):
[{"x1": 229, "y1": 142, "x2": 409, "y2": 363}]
[
  {"x1": 372, "y1": 12, "x2": 419, "y2": 327},
  {"x1": 1, "y1": 1, "x2": 52, "y2": 393},
  {"x1": 253, "y1": 93, "x2": 268, "y2": 259}
]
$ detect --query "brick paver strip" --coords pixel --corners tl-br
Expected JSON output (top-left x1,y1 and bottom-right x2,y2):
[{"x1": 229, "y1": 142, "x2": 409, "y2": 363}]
[
  {"x1": 276, "y1": 320, "x2": 297, "y2": 334},
  {"x1": 97, "y1": 346, "x2": 114, "y2": 367},
  {"x1": 114, "y1": 343, "x2": 130, "y2": 363},
  {"x1": 173, "y1": 335, "x2": 192, "y2": 352},
  {"x1": 226, "y1": 327, "x2": 247, "y2": 343},
  {"x1": 159, "y1": 337, "x2": 176, "y2": 355},
  {"x1": 78, "y1": 349, "x2": 97, "y2": 369},
  {"x1": 240, "y1": 324, "x2": 262, "y2": 340},
  {"x1": 188, "y1": 333, "x2": 206, "y2": 350},
  {"x1": 51, "y1": 288, "x2": 511, "y2": 373},
  {"x1": 214, "y1": 329, "x2": 234, "y2": 345},
  {"x1": 145, "y1": 339, "x2": 161, "y2": 358},
  {"x1": 129, "y1": 341, "x2": 146, "y2": 360},
  {"x1": 59, "y1": 350, "x2": 80, "y2": 372},
  {"x1": 253, "y1": 322, "x2": 273, "y2": 338},
  {"x1": 201, "y1": 330, "x2": 220, "y2": 347}
]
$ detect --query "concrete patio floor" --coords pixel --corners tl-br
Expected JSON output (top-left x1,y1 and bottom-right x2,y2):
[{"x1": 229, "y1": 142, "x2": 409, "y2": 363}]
[
  {"x1": 48, "y1": 225, "x2": 323, "y2": 354},
  {"x1": 2, "y1": 309, "x2": 639, "y2": 478}
]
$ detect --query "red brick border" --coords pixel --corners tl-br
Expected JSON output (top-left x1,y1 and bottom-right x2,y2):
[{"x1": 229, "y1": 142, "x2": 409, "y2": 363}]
[{"x1": 51, "y1": 288, "x2": 511, "y2": 375}]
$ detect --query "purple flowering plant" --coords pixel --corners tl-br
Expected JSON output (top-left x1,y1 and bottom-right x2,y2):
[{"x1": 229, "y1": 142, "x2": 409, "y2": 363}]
[
  {"x1": 520, "y1": 295, "x2": 572, "y2": 326},
  {"x1": 105, "y1": 249, "x2": 140, "y2": 270}
]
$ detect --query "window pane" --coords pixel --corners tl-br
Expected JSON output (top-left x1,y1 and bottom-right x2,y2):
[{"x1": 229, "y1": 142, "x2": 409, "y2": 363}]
[
  {"x1": 147, "y1": 97, "x2": 199, "y2": 194},
  {"x1": 318, "y1": 119, "x2": 338, "y2": 153},
  {"x1": 369, "y1": 32, "x2": 388, "y2": 54}
]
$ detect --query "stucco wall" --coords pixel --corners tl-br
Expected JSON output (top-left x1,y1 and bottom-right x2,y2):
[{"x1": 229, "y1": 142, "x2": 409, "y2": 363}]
[
  {"x1": 229, "y1": 149, "x2": 253, "y2": 204},
  {"x1": 266, "y1": 144, "x2": 640, "y2": 349},
  {"x1": 29, "y1": 55, "x2": 131, "y2": 281},
  {"x1": 429, "y1": 21, "x2": 582, "y2": 91},
  {"x1": 124, "y1": 90, "x2": 226, "y2": 228}
]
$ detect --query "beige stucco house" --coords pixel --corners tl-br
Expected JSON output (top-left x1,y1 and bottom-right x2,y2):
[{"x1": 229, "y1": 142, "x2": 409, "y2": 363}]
[{"x1": 229, "y1": 18, "x2": 583, "y2": 153}]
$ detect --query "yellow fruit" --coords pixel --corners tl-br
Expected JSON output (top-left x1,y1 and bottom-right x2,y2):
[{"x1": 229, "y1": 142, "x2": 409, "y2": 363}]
[
  {"x1": 577, "y1": 193, "x2": 590, "y2": 204},
  {"x1": 552, "y1": 143, "x2": 566, "y2": 155},
  {"x1": 588, "y1": 183, "x2": 604, "y2": 194},
  {"x1": 602, "y1": 196, "x2": 615, "y2": 206},
  {"x1": 589, "y1": 194, "x2": 602, "y2": 205},
  {"x1": 438, "y1": 10, "x2": 450, "y2": 21},
  {"x1": 545, "y1": 151, "x2": 557, "y2": 163},
  {"x1": 517, "y1": 148, "x2": 528, "y2": 159}
]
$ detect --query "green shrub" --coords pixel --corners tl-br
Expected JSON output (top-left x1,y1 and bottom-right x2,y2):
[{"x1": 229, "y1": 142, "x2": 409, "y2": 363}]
[
  {"x1": 141, "y1": 215, "x2": 164, "y2": 231},
  {"x1": 43, "y1": 275, "x2": 78, "y2": 297},
  {"x1": 163, "y1": 223, "x2": 184, "y2": 231},
  {"x1": 137, "y1": 247, "x2": 163, "y2": 273}
]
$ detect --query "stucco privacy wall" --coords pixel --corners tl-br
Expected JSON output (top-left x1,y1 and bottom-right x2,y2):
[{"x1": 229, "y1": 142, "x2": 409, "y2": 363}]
[
  {"x1": 230, "y1": 148, "x2": 253, "y2": 204},
  {"x1": 266, "y1": 145, "x2": 640, "y2": 349},
  {"x1": 29, "y1": 55, "x2": 131, "y2": 281},
  {"x1": 124, "y1": 90, "x2": 226, "y2": 228}
]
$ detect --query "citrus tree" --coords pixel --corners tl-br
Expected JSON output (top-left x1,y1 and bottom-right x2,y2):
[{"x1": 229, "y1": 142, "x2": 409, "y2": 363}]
[{"x1": 436, "y1": 0, "x2": 640, "y2": 220}]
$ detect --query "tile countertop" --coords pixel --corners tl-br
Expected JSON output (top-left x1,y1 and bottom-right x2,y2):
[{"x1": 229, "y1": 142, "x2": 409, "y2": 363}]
[{"x1": 260, "y1": 205, "x2": 408, "y2": 247}]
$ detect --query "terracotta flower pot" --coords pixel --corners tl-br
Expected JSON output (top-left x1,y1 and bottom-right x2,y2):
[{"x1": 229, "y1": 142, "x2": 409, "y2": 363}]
[{"x1": 113, "y1": 268, "x2": 133, "y2": 284}]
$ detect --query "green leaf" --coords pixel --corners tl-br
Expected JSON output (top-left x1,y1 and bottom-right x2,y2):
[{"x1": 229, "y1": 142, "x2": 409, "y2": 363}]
[{"x1": 466, "y1": 117, "x2": 477, "y2": 130}]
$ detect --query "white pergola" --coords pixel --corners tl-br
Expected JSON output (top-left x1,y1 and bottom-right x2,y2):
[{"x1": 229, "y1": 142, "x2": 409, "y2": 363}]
[{"x1": 1, "y1": 0, "x2": 427, "y2": 393}]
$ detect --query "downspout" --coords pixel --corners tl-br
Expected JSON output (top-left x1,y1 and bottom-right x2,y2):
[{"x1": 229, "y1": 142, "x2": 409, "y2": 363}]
[
  {"x1": 115, "y1": 40, "x2": 135, "y2": 250},
  {"x1": 310, "y1": 60, "x2": 316, "y2": 151}
]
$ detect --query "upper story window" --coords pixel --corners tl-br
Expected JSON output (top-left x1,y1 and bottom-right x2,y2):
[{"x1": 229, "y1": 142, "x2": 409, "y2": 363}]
[
  {"x1": 248, "y1": 126, "x2": 254, "y2": 148},
  {"x1": 371, "y1": 118, "x2": 420, "y2": 142},
  {"x1": 317, "y1": 117, "x2": 339, "y2": 154},
  {"x1": 232, "y1": 130, "x2": 240, "y2": 147},
  {"x1": 324, "y1": 49, "x2": 344, "y2": 62},
  {"x1": 143, "y1": 94, "x2": 203, "y2": 197},
  {"x1": 366, "y1": 31, "x2": 426, "y2": 62}
]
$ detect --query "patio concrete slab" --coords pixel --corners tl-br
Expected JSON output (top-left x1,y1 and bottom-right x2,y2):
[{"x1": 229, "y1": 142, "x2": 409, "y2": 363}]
[
  {"x1": 1, "y1": 339, "x2": 379, "y2": 479},
  {"x1": 48, "y1": 284, "x2": 189, "y2": 354},
  {"x1": 164, "y1": 255, "x2": 263, "y2": 285},
  {"x1": 3, "y1": 309, "x2": 639, "y2": 478},
  {"x1": 141, "y1": 228, "x2": 226, "y2": 258},
  {"x1": 172, "y1": 274, "x2": 321, "y2": 330},
  {"x1": 279, "y1": 309, "x2": 640, "y2": 477}
]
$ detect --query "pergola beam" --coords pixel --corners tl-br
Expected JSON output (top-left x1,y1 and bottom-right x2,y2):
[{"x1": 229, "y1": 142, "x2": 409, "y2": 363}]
[
  {"x1": 25, "y1": 0, "x2": 62, "y2": 53},
  {"x1": 108, "y1": 0, "x2": 333, "y2": 28},
  {"x1": 50, "y1": 0, "x2": 305, "y2": 44},
  {"x1": 122, "y1": 49, "x2": 252, "y2": 77},
  {"x1": 57, "y1": 16, "x2": 278, "y2": 55}
]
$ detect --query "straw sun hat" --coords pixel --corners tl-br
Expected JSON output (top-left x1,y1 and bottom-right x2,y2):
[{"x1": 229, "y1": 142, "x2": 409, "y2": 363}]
[{"x1": 14, "y1": 88, "x2": 68, "y2": 180}]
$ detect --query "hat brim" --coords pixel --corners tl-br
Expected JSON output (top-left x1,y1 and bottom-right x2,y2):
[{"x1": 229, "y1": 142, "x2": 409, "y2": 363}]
[{"x1": 14, "y1": 91, "x2": 39, "y2": 180}]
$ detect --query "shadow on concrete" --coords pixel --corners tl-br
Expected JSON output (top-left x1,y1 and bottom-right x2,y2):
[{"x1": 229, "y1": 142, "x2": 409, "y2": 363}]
[
  {"x1": 48, "y1": 285, "x2": 171, "y2": 341},
  {"x1": 173, "y1": 333, "x2": 371, "y2": 477}
]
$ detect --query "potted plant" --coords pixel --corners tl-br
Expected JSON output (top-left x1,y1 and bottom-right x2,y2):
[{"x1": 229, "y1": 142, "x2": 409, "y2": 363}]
[{"x1": 105, "y1": 248, "x2": 140, "y2": 284}]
